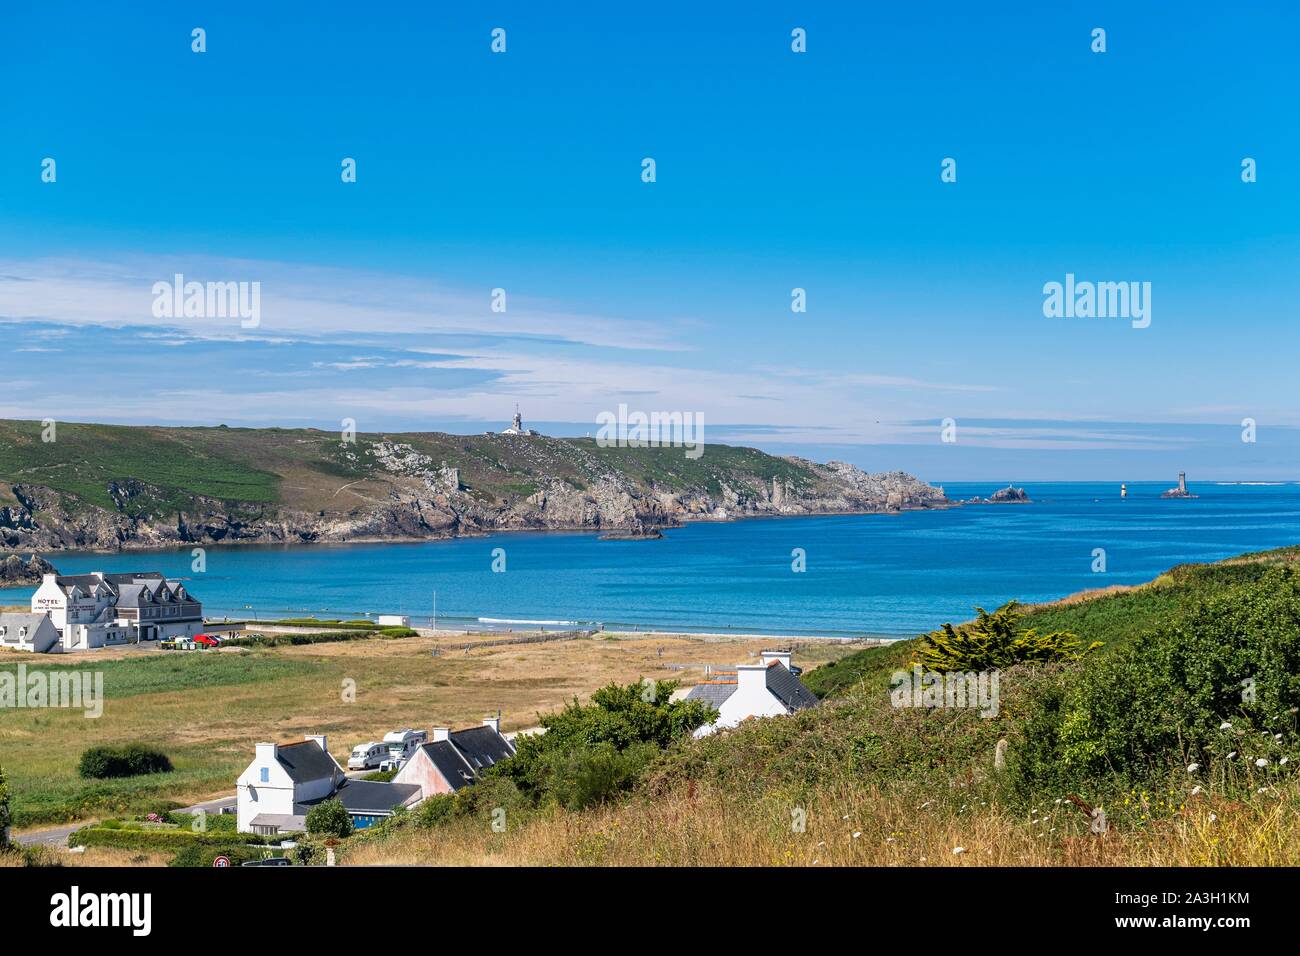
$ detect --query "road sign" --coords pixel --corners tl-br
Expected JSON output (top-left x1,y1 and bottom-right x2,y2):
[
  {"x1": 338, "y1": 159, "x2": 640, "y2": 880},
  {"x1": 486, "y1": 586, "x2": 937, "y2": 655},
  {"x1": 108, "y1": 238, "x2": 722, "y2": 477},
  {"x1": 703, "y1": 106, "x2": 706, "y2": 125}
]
[{"x1": 213, "y1": 855, "x2": 231, "y2": 868}]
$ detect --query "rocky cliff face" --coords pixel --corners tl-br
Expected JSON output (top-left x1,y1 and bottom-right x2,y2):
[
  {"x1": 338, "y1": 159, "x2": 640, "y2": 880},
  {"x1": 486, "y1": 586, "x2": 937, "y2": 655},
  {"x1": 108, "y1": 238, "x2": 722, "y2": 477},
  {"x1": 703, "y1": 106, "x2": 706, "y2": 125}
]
[
  {"x1": 0, "y1": 553, "x2": 57, "y2": 585},
  {"x1": 0, "y1": 432, "x2": 948, "y2": 553}
]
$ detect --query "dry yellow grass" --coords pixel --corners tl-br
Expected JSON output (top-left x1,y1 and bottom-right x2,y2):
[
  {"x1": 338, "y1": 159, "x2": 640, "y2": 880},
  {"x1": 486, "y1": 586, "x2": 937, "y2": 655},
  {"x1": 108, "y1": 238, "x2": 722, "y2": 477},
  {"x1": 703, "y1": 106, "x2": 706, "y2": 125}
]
[
  {"x1": 0, "y1": 845, "x2": 172, "y2": 867},
  {"x1": 342, "y1": 778, "x2": 1300, "y2": 867}
]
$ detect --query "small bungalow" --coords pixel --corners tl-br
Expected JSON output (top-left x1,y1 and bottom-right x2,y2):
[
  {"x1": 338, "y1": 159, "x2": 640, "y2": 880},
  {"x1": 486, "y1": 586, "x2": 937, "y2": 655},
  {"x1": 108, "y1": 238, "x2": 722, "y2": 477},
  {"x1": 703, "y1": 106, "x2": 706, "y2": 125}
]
[
  {"x1": 236, "y1": 735, "x2": 420, "y2": 835},
  {"x1": 393, "y1": 716, "x2": 516, "y2": 798},
  {"x1": 0, "y1": 612, "x2": 61, "y2": 654},
  {"x1": 686, "y1": 650, "x2": 820, "y2": 737}
]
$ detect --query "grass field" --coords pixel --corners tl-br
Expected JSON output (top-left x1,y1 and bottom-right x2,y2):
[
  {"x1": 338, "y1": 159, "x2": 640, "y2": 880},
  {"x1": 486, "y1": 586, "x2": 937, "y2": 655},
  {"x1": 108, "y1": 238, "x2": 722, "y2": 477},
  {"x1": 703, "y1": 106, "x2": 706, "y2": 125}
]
[{"x1": 0, "y1": 631, "x2": 858, "y2": 829}]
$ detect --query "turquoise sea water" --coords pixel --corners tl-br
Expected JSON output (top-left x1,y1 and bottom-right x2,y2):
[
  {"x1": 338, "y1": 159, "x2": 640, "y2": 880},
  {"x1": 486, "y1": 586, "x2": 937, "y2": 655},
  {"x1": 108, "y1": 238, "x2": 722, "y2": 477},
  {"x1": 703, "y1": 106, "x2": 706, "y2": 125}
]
[{"x1": 5, "y1": 482, "x2": 1299, "y2": 638}]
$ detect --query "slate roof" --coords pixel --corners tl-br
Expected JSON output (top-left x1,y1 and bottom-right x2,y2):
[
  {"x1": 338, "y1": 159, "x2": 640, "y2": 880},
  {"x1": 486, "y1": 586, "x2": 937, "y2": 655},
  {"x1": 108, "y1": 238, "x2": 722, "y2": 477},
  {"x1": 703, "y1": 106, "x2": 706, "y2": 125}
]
[
  {"x1": 304, "y1": 779, "x2": 421, "y2": 814},
  {"x1": 764, "y1": 663, "x2": 819, "y2": 712},
  {"x1": 684, "y1": 679, "x2": 738, "y2": 708},
  {"x1": 53, "y1": 572, "x2": 197, "y2": 605},
  {"x1": 684, "y1": 662, "x2": 819, "y2": 714},
  {"x1": 0, "y1": 612, "x2": 53, "y2": 629},
  {"x1": 275, "y1": 741, "x2": 342, "y2": 784},
  {"x1": 412, "y1": 724, "x2": 517, "y2": 792},
  {"x1": 417, "y1": 741, "x2": 478, "y2": 791},
  {"x1": 450, "y1": 725, "x2": 515, "y2": 771}
]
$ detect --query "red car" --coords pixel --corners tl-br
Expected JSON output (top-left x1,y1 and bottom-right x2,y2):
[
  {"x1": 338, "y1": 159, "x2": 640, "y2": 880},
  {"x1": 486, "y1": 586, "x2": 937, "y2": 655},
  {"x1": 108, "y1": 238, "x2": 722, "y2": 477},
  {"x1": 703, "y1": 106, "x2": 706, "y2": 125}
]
[{"x1": 192, "y1": 634, "x2": 219, "y2": 647}]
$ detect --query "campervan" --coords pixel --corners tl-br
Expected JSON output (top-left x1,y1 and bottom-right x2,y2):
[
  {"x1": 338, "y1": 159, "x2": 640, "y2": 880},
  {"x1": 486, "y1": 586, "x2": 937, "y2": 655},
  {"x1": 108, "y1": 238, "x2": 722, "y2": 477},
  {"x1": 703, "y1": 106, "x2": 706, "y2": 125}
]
[
  {"x1": 380, "y1": 728, "x2": 427, "y2": 768},
  {"x1": 347, "y1": 742, "x2": 386, "y2": 771}
]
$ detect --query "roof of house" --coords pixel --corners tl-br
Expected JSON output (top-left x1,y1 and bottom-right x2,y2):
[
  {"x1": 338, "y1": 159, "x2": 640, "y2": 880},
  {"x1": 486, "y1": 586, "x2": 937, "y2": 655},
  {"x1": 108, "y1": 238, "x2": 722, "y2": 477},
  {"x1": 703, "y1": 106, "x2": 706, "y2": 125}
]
[
  {"x1": 683, "y1": 679, "x2": 739, "y2": 708},
  {"x1": 248, "y1": 813, "x2": 307, "y2": 832},
  {"x1": 417, "y1": 740, "x2": 479, "y2": 791},
  {"x1": 52, "y1": 572, "x2": 197, "y2": 605},
  {"x1": 412, "y1": 724, "x2": 516, "y2": 792},
  {"x1": 275, "y1": 741, "x2": 342, "y2": 784},
  {"x1": 450, "y1": 725, "x2": 515, "y2": 771},
  {"x1": 314, "y1": 779, "x2": 421, "y2": 814},
  {"x1": 684, "y1": 661, "x2": 819, "y2": 714},
  {"x1": 0, "y1": 612, "x2": 53, "y2": 628},
  {"x1": 764, "y1": 663, "x2": 820, "y2": 711}
]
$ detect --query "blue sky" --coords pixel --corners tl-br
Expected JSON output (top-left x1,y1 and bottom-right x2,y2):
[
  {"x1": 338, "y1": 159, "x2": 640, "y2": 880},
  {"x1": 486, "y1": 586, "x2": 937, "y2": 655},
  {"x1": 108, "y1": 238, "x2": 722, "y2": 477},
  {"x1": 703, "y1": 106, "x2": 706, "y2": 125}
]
[{"x1": 0, "y1": 2, "x2": 1297, "y2": 481}]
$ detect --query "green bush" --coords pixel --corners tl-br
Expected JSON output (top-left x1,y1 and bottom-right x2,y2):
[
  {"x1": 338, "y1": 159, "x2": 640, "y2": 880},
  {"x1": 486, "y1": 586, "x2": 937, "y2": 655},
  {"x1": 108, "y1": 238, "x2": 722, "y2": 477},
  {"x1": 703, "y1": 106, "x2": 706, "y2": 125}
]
[
  {"x1": 413, "y1": 794, "x2": 457, "y2": 828},
  {"x1": 69, "y1": 826, "x2": 277, "y2": 851},
  {"x1": 0, "y1": 764, "x2": 11, "y2": 848},
  {"x1": 915, "y1": 602, "x2": 1100, "y2": 673},
  {"x1": 1012, "y1": 566, "x2": 1300, "y2": 796},
  {"x1": 77, "y1": 744, "x2": 173, "y2": 780},
  {"x1": 490, "y1": 680, "x2": 714, "y2": 810},
  {"x1": 170, "y1": 843, "x2": 271, "y2": 868},
  {"x1": 305, "y1": 798, "x2": 353, "y2": 838}
]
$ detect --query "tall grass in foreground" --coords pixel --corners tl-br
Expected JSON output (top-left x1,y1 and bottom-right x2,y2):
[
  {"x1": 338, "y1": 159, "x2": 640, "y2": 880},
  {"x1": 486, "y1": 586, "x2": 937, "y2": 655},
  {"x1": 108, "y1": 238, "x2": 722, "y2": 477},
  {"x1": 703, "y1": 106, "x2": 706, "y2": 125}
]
[{"x1": 342, "y1": 777, "x2": 1300, "y2": 867}]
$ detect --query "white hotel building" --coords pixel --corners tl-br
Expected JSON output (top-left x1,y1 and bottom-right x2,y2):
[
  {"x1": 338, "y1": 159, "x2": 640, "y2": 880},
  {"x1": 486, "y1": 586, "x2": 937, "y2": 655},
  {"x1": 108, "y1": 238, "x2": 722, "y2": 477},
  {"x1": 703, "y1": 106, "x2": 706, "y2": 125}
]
[{"x1": 26, "y1": 571, "x2": 204, "y2": 651}]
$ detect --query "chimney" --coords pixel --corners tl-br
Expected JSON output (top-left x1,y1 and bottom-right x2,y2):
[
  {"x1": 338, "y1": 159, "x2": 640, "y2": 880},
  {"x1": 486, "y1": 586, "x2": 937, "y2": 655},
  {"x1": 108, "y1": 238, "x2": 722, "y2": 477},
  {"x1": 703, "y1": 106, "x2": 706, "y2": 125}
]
[
  {"x1": 760, "y1": 650, "x2": 792, "y2": 671},
  {"x1": 255, "y1": 742, "x2": 278, "y2": 763},
  {"x1": 482, "y1": 715, "x2": 501, "y2": 735},
  {"x1": 432, "y1": 727, "x2": 451, "y2": 742},
  {"x1": 304, "y1": 734, "x2": 327, "y2": 752},
  {"x1": 736, "y1": 664, "x2": 768, "y2": 694}
]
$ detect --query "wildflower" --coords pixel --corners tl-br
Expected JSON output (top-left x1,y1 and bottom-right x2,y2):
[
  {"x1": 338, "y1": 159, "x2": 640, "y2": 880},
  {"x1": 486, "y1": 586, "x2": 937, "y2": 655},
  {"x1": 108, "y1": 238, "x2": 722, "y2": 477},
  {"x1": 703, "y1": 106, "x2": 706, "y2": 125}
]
[
  {"x1": 1191, "y1": 785, "x2": 1204, "y2": 796},
  {"x1": 952, "y1": 847, "x2": 966, "y2": 855},
  {"x1": 852, "y1": 832, "x2": 861, "y2": 839},
  {"x1": 1209, "y1": 813, "x2": 1218, "y2": 822},
  {"x1": 1186, "y1": 763, "x2": 1199, "y2": 773},
  {"x1": 1275, "y1": 734, "x2": 1283, "y2": 742},
  {"x1": 1256, "y1": 758, "x2": 1269, "y2": 768},
  {"x1": 1282, "y1": 757, "x2": 1290, "y2": 765},
  {"x1": 1220, "y1": 721, "x2": 1232, "y2": 730}
]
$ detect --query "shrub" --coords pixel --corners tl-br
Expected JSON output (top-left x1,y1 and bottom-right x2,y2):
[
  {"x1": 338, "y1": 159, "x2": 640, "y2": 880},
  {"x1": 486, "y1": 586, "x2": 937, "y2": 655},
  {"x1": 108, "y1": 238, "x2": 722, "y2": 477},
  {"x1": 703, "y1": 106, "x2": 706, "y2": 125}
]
[
  {"x1": 68, "y1": 826, "x2": 277, "y2": 851},
  {"x1": 305, "y1": 799, "x2": 353, "y2": 838},
  {"x1": 77, "y1": 744, "x2": 173, "y2": 779},
  {"x1": 1012, "y1": 566, "x2": 1300, "y2": 796},
  {"x1": 915, "y1": 602, "x2": 1100, "y2": 673},
  {"x1": 169, "y1": 843, "x2": 268, "y2": 868},
  {"x1": 491, "y1": 680, "x2": 714, "y2": 809},
  {"x1": 0, "y1": 765, "x2": 11, "y2": 848},
  {"x1": 413, "y1": 794, "x2": 457, "y2": 829}
]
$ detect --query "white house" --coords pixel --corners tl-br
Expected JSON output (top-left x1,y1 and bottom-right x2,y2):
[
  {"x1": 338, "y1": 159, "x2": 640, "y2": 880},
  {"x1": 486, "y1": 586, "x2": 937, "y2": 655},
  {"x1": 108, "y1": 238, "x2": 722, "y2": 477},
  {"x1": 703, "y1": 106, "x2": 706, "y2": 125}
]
[
  {"x1": 0, "y1": 612, "x2": 61, "y2": 653},
  {"x1": 30, "y1": 572, "x2": 203, "y2": 651},
  {"x1": 685, "y1": 650, "x2": 820, "y2": 737},
  {"x1": 236, "y1": 735, "x2": 421, "y2": 836}
]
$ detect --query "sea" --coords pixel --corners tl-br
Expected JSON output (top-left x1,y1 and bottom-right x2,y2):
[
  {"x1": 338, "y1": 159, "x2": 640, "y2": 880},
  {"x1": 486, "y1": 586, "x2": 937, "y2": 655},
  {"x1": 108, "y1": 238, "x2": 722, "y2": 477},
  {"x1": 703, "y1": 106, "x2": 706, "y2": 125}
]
[{"x1": 4, "y1": 481, "x2": 1299, "y2": 639}]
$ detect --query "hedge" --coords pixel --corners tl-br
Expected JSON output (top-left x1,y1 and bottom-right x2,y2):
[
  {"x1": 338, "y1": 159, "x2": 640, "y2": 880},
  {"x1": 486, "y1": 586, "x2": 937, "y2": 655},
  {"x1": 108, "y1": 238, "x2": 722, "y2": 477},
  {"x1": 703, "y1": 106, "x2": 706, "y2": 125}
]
[
  {"x1": 69, "y1": 826, "x2": 281, "y2": 851},
  {"x1": 78, "y1": 744, "x2": 173, "y2": 779}
]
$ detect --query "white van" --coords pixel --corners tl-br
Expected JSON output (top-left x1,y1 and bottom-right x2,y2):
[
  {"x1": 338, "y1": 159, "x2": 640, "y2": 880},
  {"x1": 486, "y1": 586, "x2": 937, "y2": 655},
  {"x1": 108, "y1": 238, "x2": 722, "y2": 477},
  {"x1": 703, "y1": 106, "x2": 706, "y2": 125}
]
[
  {"x1": 347, "y1": 742, "x2": 386, "y2": 771},
  {"x1": 381, "y1": 729, "x2": 427, "y2": 768}
]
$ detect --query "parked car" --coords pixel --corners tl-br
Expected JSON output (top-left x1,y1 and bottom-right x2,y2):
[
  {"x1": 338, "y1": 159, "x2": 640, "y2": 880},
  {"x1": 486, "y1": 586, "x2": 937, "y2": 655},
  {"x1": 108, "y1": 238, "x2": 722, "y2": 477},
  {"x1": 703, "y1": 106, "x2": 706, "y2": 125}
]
[
  {"x1": 193, "y1": 635, "x2": 219, "y2": 647},
  {"x1": 347, "y1": 742, "x2": 386, "y2": 770},
  {"x1": 241, "y1": 857, "x2": 292, "y2": 866},
  {"x1": 378, "y1": 756, "x2": 405, "y2": 773}
]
